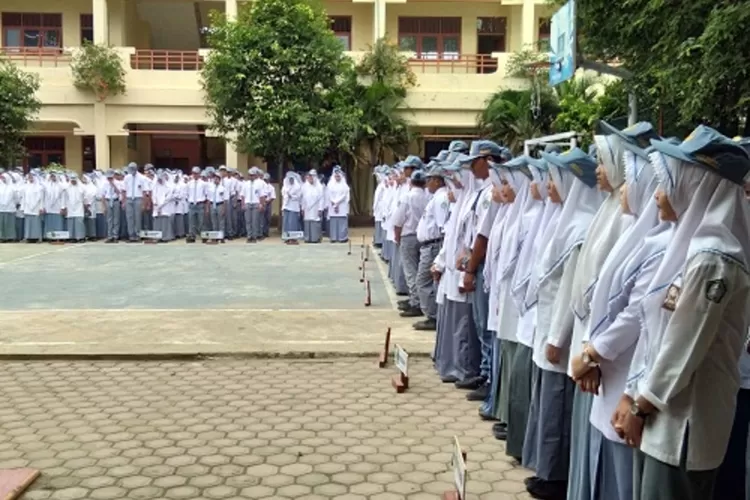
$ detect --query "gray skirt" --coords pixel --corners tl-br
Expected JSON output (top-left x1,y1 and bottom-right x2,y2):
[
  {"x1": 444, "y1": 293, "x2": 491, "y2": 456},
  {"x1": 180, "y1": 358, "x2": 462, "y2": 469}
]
[
  {"x1": 283, "y1": 209, "x2": 302, "y2": 234},
  {"x1": 590, "y1": 425, "x2": 632, "y2": 500},
  {"x1": 567, "y1": 388, "x2": 594, "y2": 500},
  {"x1": 374, "y1": 221, "x2": 383, "y2": 246},
  {"x1": 390, "y1": 243, "x2": 408, "y2": 294},
  {"x1": 174, "y1": 213, "x2": 185, "y2": 238},
  {"x1": 435, "y1": 298, "x2": 481, "y2": 383},
  {"x1": 155, "y1": 215, "x2": 174, "y2": 241},
  {"x1": 44, "y1": 213, "x2": 63, "y2": 236},
  {"x1": 497, "y1": 340, "x2": 518, "y2": 423},
  {"x1": 0, "y1": 212, "x2": 16, "y2": 240},
  {"x1": 328, "y1": 216, "x2": 349, "y2": 242},
  {"x1": 85, "y1": 217, "x2": 96, "y2": 238},
  {"x1": 24, "y1": 215, "x2": 42, "y2": 240},
  {"x1": 304, "y1": 220, "x2": 321, "y2": 243},
  {"x1": 67, "y1": 217, "x2": 86, "y2": 240},
  {"x1": 523, "y1": 367, "x2": 575, "y2": 481},
  {"x1": 506, "y1": 343, "x2": 533, "y2": 459}
]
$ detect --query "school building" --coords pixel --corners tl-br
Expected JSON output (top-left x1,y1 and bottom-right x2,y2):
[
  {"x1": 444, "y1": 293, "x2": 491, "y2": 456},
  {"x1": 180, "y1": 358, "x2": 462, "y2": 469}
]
[{"x1": 1, "y1": 0, "x2": 553, "y2": 174}]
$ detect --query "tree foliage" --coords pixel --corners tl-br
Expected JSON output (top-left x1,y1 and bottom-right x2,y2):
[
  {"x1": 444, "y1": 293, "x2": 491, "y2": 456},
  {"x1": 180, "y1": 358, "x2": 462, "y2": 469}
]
[
  {"x1": 571, "y1": 0, "x2": 750, "y2": 136},
  {"x1": 71, "y1": 42, "x2": 126, "y2": 101},
  {"x1": 201, "y1": 0, "x2": 360, "y2": 173},
  {"x1": 0, "y1": 60, "x2": 41, "y2": 167}
]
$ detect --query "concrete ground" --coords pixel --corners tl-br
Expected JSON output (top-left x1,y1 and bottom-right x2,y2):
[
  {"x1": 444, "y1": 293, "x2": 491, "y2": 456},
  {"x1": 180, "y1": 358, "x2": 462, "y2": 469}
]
[
  {"x1": 0, "y1": 358, "x2": 532, "y2": 500},
  {"x1": 0, "y1": 228, "x2": 427, "y2": 357}
]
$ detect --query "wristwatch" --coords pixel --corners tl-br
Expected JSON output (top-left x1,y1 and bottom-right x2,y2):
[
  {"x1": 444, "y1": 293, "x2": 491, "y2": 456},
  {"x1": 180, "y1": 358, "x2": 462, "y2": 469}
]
[
  {"x1": 581, "y1": 348, "x2": 599, "y2": 368},
  {"x1": 630, "y1": 401, "x2": 649, "y2": 419}
]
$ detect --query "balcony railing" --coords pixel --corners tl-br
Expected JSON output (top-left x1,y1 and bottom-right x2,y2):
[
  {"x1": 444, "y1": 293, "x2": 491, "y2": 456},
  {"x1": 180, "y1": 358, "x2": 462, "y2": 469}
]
[
  {"x1": 408, "y1": 53, "x2": 498, "y2": 74},
  {"x1": 0, "y1": 47, "x2": 71, "y2": 67},
  {"x1": 130, "y1": 50, "x2": 204, "y2": 71}
]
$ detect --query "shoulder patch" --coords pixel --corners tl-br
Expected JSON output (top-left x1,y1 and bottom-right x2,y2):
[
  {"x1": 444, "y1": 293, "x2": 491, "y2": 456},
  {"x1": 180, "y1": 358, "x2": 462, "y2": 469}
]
[
  {"x1": 705, "y1": 279, "x2": 727, "y2": 304},
  {"x1": 662, "y1": 283, "x2": 681, "y2": 311},
  {"x1": 482, "y1": 198, "x2": 491, "y2": 209}
]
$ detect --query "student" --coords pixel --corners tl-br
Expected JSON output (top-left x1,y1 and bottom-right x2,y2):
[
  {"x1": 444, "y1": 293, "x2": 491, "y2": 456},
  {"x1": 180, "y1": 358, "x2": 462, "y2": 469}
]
[
  {"x1": 524, "y1": 147, "x2": 602, "y2": 499},
  {"x1": 151, "y1": 171, "x2": 175, "y2": 242},
  {"x1": 172, "y1": 173, "x2": 187, "y2": 239},
  {"x1": 21, "y1": 173, "x2": 44, "y2": 242},
  {"x1": 616, "y1": 127, "x2": 750, "y2": 500},
  {"x1": 571, "y1": 142, "x2": 669, "y2": 499},
  {"x1": 43, "y1": 171, "x2": 64, "y2": 238},
  {"x1": 391, "y1": 158, "x2": 423, "y2": 296},
  {"x1": 413, "y1": 164, "x2": 450, "y2": 331},
  {"x1": 394, "y1": 169, "x2": 430, "y2": 318},
  {"x1": 185, "y1": 166, "x2": 207, "y2": 243},
  {"x1": 241, "y1": 167, "x2": 267, "y2": 243},
  {"x1": 327, "y1": 166, "x2": 351, "y2": 243},
  {"x1": 456, "y1": 141, "x2": 509, "y2": 401},
  {"x1": 281, "y1": 171, "x2": 302, "y2": 244},
  {"x1": 61, "y1": 173, "x2": 87, "y2": 242},
  {"x1": 301, "y1": 170, "x2": 323, "y2": 243},
  {"x1": 142, "y1": 164, "x2": 155, "y2": 231},
  {"x1": 372, "y1": 166, "x2": 389, "y2": 248},
  {"x1": 80, "y1": 174, "x2": 97, "y2": 240},
  {"x1": 262, "y1": 172, "x2": 275, "y2": 238},
  {"x1": 122, "y1": 162, "x2": 146, "y2": 242},
  {"x1": 0, "y1": 172, "x2": 18, "y2": 242},
  {"x1": 208, "y1": 173, "x2": 227, "y2": 241}
]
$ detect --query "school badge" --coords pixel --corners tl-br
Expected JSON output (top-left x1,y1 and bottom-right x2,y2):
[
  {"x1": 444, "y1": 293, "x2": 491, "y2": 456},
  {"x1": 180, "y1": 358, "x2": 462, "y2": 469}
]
[
  {"x1": 662, "y1": 283, "x2": 681, "y2": 311},
  {"x1": 705, "y1": 279, "x2": 727, "y2": 304}
]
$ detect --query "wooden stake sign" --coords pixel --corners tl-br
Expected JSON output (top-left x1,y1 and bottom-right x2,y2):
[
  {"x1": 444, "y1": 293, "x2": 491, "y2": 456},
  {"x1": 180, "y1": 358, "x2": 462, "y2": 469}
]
[
  {"x1": 364, "y1": 279, "x2": 372, "y2": 307},
  {"x1": 378, "y1": 327, "x2": 391, "y2": 368},
  {"x1": 361, "y1": 234, "x2": 365, "y2": 248},
  {"x1": 391, "y1": 344, "x2": 409, "y2": 393},
  {"x1": 46, "y1": 231, "x2": 69, "y2": 245},
  {"x1": 347, "y1": 240, "x2": 352, "y2": 255},
  {"x1": 359, "y1": 258, "x2": 366, "y2": 283},
  {"x1": 140, "y1": 230, "x2": 162, "y2": 244},
  {"x1": 442, "y1": 437, "x2": 467, "y2": 500},
  {"x1": 201, "y1": 230, "x2": 224, "y2": 245},
  {"x1": 364, "y1": 244, "x2": 370, "y2": 262}
]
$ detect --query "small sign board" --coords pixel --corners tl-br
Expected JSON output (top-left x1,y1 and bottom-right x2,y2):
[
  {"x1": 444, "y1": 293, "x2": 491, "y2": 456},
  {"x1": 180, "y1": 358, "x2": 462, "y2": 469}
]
[
  {"x1": 46, "y1": 231, "x2": 70, "y2": 240},
  {"x1": 282, "y1": 231, "x2": 304, "y2": 241},
  {"x1": 391, "y1": 344, "x2": 409, "y2": 393},
  {"x1": 140, "y1": 230, "x2": 162, "y2": 240},
  {"x1": 201, "y1": 231, "x2": 224, "y2": 240},
  {"x1": 452, "y1": 437, "x2": 467, "y2": 500}
]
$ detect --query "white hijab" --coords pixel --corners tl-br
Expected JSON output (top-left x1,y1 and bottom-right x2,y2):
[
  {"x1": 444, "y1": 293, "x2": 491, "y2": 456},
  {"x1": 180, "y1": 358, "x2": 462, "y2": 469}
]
[
  {"x1": 327, "y1": 171, "x2": 349, "y2": 195},
  {"x1": 538, "y1": 165, "x2": 602, "y2": 287},
  {"x1": 571, "y1": 135, "x2": 633, "y2": 321},
  {"x1": 483, "y1": 168, "x2": 513, "y2": 291}
]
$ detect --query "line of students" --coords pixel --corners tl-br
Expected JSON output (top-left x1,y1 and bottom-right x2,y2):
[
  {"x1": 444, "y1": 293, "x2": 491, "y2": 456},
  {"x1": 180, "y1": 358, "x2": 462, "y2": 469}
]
[
  {"x1": 0, "y1": 163, "x2": 278, "y2": 244},
  {"x1": 374, "y1": 125, "x2": 750, "y2": 500},
  {"x1": 280, "y1": 166, "x2": 351, "y2": 244}
]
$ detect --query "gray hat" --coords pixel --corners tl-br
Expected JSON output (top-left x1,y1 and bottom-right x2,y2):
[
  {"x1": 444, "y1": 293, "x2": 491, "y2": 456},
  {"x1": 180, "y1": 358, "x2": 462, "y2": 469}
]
[{"x1": 191, "y1": 166, "x2": 201, "y2": 174}]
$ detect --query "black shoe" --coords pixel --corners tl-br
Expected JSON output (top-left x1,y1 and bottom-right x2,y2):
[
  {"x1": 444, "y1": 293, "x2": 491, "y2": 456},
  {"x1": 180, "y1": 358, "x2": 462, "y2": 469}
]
[
  {"x1": 526, "y1": 479, "x2": 567, "y2": 500},
  {"x1": 479, "y1": 411, "x2": 499, "y2": 422},
  {"x1": 397, "y1": 299, "x2": 410, "y2": 308},
  {"x1": 466, "y1": 384, "x2": 489, "y2": 401},
  {"x1": 396, "y1": 292, "x2": 408, "y2": 297},
  {"x1": 524, "y1": 476, "x2": 540, "y2": 488},
  {"x1": 186, "y1": 238, "x2": 195, "y2": 243},
  {"x1": 413, "y1": 319, "x2": 437, "y2": 331},
  {"x1": 441, "y1": 376, "x2": 459, "y2": 383},
  {"x1": 105, "y1": 238, "x2": 115, "y2": 243},
  {"x1": 492, "y1": 426, "x2": 507, "y2": 441},
  {"x1": 399, "y1": 307, "x2": 423, "y2": 318},
  {"x1": 454, "y1": 376, "x2": 486, "y2": 390},
  {"x1": 492, "y1": 422, "x2": 507, "y2": 432}
]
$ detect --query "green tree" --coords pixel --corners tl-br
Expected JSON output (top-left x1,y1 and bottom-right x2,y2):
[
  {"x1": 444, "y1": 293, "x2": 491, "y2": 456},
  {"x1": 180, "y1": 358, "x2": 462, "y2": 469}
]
[
  {"x1": 201, "y1": 0, "x2": 360, "y2": 179},
  {"x1": 0, "y1": 60, "x2": 41, "y2": 167}
]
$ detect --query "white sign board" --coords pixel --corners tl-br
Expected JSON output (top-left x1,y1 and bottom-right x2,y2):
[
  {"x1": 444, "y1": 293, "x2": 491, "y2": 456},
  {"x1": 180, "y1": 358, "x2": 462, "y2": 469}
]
[
  {"x1": 139, "y1": 230, "x2": 162, "y2": 240},
  {"x1": 394, "y1": 344, "x2": 409, "y2": 378},
  {"x1": 201, "y1": 231, "x2": 224, "y2": 240},
  {"x1": 452, "y1": 436, "x2": 467, "y2": 500},
  {"x1": 282, "y1": 231, "x2": 304, "y2": 241},
  {"x1": 46, "y1": 231, "x2": 70, "y2": 240}
]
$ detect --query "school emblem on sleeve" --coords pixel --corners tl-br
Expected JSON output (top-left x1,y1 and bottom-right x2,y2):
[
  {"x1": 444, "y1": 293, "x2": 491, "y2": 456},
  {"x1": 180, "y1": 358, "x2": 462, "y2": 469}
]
[
  {"x1": 705, "y1": 279, "x2": 727, "y2": 304},
  {"x1": 662, "y1": 283, "x2": 681, "y2": 311}
]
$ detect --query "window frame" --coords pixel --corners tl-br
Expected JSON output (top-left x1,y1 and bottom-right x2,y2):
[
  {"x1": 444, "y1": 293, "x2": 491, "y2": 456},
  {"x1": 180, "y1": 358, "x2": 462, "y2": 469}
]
[
  {"x1": 1, "y1": 12, "x2": 63, "y2": 52},
  {"x1": 476, "y1": 17, "x2": 507, "y2": 53},
  {"x1": 23, "y1": 136, "x2": 66, "y2": 169},
  {"x1": 397, "y1": 17, "x2": 462, "y2": 60},
  {"x1": 329, "y1": 15, "x2": 352, "y2": 51},
  {"x1": 538, "y1": 17, "x2": 551, "y2": 51},
  {"x1": 80, "y1": 14, "x2": 93, "y2": 44}
]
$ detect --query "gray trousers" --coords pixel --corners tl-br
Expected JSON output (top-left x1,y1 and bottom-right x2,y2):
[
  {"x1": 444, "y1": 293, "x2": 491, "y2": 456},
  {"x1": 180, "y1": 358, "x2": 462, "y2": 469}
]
[
  {"x1": 188, "y1": 203, "x2": 205, "y2": 239},
  {"x1": 210, "y1": 204, "x2": 226, "y2": 237},
  {"x1": 633, "y1": 448, "x2": 717, "y2": 500},
  {"x1": 0, "y1": 212, "x2": 16, "y2": 240},
  {"x1": 417, "y1": 240, "x2": 441, "y2": 318},
  {"x1": 106, "y1": 201, "x2": 121, "y2": 239},
  {"x1": 225, "y1": 196, "x2": 236, "y2": 238},
  {"x1": 245, "y1": 204, "x2": 261, "y2": 240},
  {"x1": 399, "y1": 234, "x2": 421, "y2": 308},
  {"x1": 125, "y1": 197, "x2": 142, "y2": 239}
]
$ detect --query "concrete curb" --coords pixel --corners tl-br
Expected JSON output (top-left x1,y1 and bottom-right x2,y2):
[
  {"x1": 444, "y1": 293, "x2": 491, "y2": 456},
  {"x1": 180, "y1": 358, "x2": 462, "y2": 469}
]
[{"x1": 0, "y1": 350, "x2": 433, "y2": 362}]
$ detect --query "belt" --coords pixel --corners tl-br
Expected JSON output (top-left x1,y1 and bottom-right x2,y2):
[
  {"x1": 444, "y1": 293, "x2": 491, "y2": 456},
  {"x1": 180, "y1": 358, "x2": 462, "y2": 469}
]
[
  {"x1": 189, "y1": 201, "x2": 206, "y2": 205},
  {"x1": 420, "y1": 237, "x2": 443, "y2": 246},
  {"x1": 213, "y1": 202, "x2": 224, "y2": 206}
]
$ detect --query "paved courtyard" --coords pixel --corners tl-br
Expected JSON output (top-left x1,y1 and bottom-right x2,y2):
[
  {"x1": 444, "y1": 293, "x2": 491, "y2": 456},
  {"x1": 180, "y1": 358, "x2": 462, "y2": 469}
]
[
  {"x1": 1, "y1": 358, "x2": 532, "y2": 500},
  {"x1": 0, "y1": 232, "x2": 427, "y2": 357}
]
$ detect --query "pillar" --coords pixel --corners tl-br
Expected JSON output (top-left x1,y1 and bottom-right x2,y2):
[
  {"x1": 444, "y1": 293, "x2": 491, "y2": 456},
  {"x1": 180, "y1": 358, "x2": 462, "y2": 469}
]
[
  {"x1": 65, "y1": 136, "x2": 84, "y2": 174},
  {"x1": 110, "y1": 136, "x2": 128, "y2": 168},
  {"x1": 226, "y1": 0, "x2": 238, "y2": 21},
  {"x1": 225, "y1": 140, "x2": 248, "y2": 173},
  {"x1": 93, "y1": 102, "x2": 110, "y2": 169},
  {"x1": 521, "y1": 0, "x2": 536, "y2": 49},
  {"x1": 93, "y1": 0, "x2": 109, "y2": 45},
  {"x1": 374, "y1": 0, "x2": 386, "y2": 41}
]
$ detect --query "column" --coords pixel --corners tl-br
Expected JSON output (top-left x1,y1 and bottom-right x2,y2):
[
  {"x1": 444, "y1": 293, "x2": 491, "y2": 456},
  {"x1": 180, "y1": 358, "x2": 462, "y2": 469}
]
[
  {"x1": 226, "y1": 0, "x2": 238, "y2": 21},
  {"x1": 521, "y1": 0, "x2": 537, "y2": 49},
  {"x1": 225, "y1": 140, "x2": 248, "y2": 173},
  {"x1": 93, "y1": 0, "x2": 109, "y2": 45},
  {"x1": 374, "y1": 0, "x2": 386, "y2": 41},
  {"x1": 94, "y1": 102, "x2": 110, "y2": 169}
]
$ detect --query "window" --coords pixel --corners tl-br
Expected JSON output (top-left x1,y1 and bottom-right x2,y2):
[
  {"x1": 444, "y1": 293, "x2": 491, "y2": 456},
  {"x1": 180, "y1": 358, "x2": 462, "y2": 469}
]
[
  {"x1": 80, "y1": 14, "x2": 93, "y2": 44},
  {"x1": 477, "y1": 17, "x2": 506, "y2": 53},
  {"x1": 82, "y1": 137, "x2": 95, "y2": 173},
  {"x1": 538, "y1": 17, "x2": 551, "y2": 51},
  {"x1": 1, "y1": 13, "x2": 62, "y2": 51},
  {"x1": 23, "y1": 137, "x2": 65, "y2": 169},
  {"x1": 329, "y1": 16, "x2": 352, "y2": 50},
  {"x1": 398, "y1": 17, "x2": 461, "y2": 60}
]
